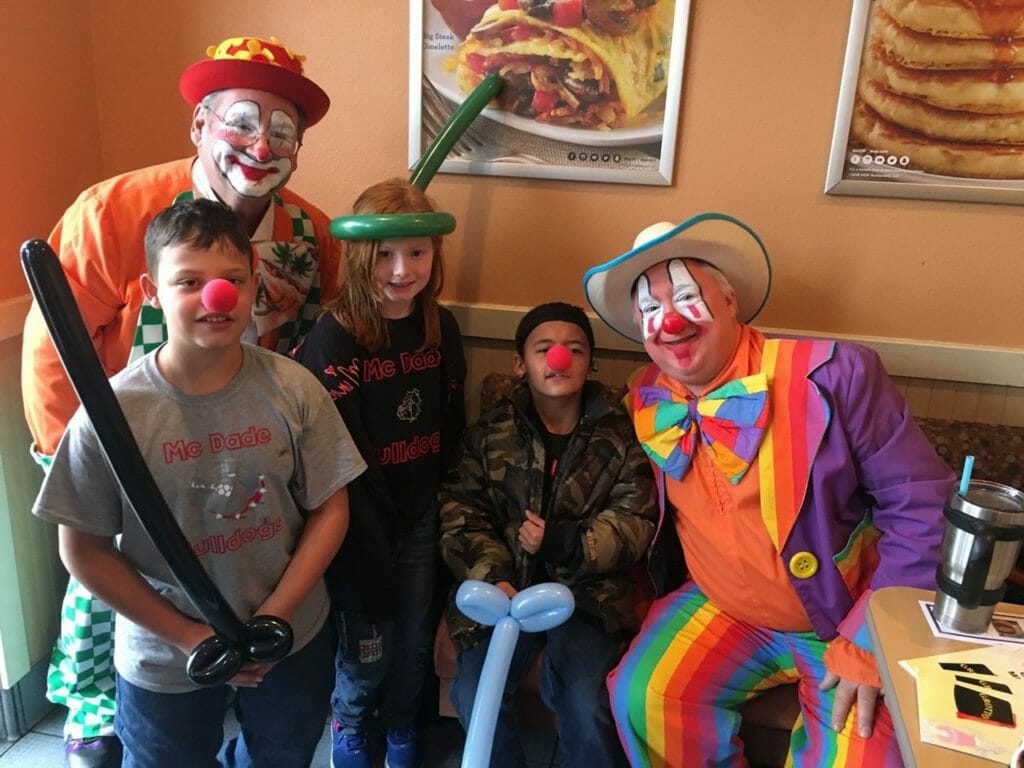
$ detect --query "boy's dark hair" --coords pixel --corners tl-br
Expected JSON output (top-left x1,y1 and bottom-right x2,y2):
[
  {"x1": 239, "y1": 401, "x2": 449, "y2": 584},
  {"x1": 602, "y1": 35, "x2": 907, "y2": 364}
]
[
  {"x1": 515, "y1": 302, "x2": 596, "y2": 356},
  {"x1": 144, "y1": 198, "x2": 252, "y2": 275}
]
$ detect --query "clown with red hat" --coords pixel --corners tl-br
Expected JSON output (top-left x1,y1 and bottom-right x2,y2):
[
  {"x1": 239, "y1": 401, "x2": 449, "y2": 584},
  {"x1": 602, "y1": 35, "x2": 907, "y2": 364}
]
[
  {"x1": 179, "y1": 35, "x2": 331, "y2": 229},
  {"x1": 180, "y1": 36, "x2": 330, "y2": 126},
  {"x1": 23, "y1": 35, "x2": 342, "y2": 768}
]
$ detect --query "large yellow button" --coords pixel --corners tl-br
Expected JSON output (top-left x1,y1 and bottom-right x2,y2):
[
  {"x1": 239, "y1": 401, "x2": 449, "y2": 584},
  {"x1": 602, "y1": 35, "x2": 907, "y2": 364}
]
[{"x1": 789, "y1": 551, "x2": 818, "y2": 579}]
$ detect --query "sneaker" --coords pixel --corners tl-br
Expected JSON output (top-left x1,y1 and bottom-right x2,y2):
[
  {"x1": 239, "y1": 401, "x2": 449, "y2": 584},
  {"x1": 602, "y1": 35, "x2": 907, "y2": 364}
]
[
  {"x1": 385, "y1": 727, "x2": 423, "y2": 768},
  {"x1": 330, "y1": 721, "x2": 373, "y2": 768},
  {"x1": 65, "y1": 735, "x2": 123, "y2": 768}
]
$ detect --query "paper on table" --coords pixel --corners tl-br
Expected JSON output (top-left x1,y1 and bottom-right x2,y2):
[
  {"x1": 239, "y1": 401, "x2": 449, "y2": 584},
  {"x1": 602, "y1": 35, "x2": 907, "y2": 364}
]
[
  {"x1": 918, "y1": 600, "x2": 1024, "y2": 646},
  {"x1": 900, "y1": 644, "x2": 1024, "y2": 762}
]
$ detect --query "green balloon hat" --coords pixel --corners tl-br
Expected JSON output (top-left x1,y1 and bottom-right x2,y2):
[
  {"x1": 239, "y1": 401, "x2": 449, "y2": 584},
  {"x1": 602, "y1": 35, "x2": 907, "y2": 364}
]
[{"x1": 330, "y1": 75, "x2": 502, "y2": 241}]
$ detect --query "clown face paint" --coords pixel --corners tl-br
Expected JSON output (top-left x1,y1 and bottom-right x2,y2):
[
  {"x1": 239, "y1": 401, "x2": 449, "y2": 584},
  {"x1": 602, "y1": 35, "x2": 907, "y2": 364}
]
[
  {"x1": 636, "y1": 274, "x2": 664, "y2": 341},
  {"x1": 668, "y1": 259, "x2": 712, "y2": 323},
  {"x1": 635, "y1": 259, "x2": 713, "y2": 341},
  {"x1": 208, "y1": 100, "x2": 296, "y2": 199},
  {"x1": 635, "y1": 259, "x2": 741, "y2": 393}
]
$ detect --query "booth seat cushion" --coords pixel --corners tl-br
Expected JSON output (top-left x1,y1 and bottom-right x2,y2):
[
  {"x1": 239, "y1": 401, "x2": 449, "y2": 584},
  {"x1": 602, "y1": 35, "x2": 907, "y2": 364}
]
[{"x1": 915, "y1": 417, "x2": 1023, "y2": 491}]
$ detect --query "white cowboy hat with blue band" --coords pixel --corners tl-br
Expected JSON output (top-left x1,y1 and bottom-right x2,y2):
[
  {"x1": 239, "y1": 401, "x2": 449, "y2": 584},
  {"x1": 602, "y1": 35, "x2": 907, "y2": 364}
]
[{"x1": 582, "y1": 212, "x2": 772, "y2": 344}]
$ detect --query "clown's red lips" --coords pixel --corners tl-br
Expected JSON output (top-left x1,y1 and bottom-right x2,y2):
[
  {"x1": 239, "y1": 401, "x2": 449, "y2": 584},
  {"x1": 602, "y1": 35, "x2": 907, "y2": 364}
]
[{"x1": 228, "y1": 157, "x2": 279, "y2": 181}]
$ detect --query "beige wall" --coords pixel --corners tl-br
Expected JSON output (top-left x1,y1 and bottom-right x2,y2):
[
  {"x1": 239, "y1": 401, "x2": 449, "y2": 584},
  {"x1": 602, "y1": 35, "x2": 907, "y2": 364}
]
[
  {"x1": 1, "y1": 1, "x2": 99, "y2": 685},
  {"x1": 6, "y1": 0, "x2": 1022, "y2": 348},
  {"x1": 3, "y1": 3, "x2": 103, "y2": 302}
]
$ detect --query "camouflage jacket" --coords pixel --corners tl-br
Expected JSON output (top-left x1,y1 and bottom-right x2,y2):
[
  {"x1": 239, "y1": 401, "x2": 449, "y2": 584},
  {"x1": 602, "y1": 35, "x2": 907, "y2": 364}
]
[{"x1": 439, "y1": 380, "x2": 657, "y2": 650}]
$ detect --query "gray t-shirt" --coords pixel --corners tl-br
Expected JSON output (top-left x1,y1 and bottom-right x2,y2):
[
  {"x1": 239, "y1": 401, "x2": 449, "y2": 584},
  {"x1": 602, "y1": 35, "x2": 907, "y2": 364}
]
[{"x1": 33, "y1": 344, "x2": 366, "y2": 693}]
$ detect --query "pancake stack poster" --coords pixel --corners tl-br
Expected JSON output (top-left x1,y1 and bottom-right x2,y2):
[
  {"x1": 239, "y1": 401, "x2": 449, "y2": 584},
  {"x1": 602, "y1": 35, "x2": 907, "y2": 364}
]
[
  {"x1": 826, "y1": 0, "x2": 1024, "y2": 205},
  {"x1": 410, "y1": 0, "x2": 691, "y2": 185}
]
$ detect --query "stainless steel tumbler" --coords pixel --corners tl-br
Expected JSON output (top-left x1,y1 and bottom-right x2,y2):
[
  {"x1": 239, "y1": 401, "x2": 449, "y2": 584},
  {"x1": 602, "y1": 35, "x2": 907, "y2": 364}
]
[{"x1": 934, "y1": 480, "x2": 1024, "y2": 634}]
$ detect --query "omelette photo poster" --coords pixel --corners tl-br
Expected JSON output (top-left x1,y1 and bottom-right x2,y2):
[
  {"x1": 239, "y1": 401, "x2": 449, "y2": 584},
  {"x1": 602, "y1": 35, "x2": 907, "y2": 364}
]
[
  {"x1": 410, "y1": 0, "x2": 690, "y2": 185},
  {"x1": 825, "y1": 0, "x2": 1024, "y2": 205}
]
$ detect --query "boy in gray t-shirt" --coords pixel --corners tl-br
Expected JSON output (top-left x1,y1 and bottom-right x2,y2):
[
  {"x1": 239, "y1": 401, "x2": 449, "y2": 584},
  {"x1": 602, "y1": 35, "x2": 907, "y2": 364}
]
[{"x1": 33, "y1": 199, "x2": 366, "y2": 767}]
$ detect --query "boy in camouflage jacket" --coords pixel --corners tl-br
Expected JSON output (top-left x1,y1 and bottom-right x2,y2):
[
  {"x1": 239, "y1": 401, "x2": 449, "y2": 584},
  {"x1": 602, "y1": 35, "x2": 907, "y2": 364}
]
[{"x1": 439, "y1": 303, "x2": 656, "y2": 768}]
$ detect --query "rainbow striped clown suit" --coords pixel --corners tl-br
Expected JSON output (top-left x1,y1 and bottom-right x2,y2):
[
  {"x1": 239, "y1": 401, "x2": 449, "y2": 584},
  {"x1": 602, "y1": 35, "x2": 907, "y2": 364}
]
[{"x1": 608, "y1": 327, "x2": 955, "y2": 767}]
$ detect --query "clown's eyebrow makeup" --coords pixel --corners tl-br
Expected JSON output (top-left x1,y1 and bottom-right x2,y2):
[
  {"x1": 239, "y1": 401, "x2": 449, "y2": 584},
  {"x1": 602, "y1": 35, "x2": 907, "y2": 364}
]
[
  {"x1": 267, "y1": 110, "x2": 298, "y2": 138},
  {"x1": 636, "y1": 273, "x2": 665, "y2": 341},
  {"x1": 667, "y1": 259, "x2": 712, "y2": 323},
  {"x1": 214, "y1": 100, "x2": 299, "y2": 145},
  {"x1": 635, "y1": 260, "x2": 717, "y2": 341},
  {"x1": 219, "y1": 100, "x2": 261, "y2": 127}
]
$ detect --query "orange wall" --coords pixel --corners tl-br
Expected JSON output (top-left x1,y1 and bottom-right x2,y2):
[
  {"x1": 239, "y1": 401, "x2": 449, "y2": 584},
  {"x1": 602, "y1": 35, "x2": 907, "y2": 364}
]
[
  {"x1": 11, "y1": 1, "x2": 1024, "y2": 349},
  {"x1": 5, "y1": 3, "x2": 103, "y2": 301}
]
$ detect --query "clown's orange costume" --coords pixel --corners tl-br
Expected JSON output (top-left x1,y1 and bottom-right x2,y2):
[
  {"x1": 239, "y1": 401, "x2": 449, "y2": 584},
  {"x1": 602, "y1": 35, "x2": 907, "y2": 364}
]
[
  {"x1": 23, "y1": 158, "x2": 338, "y2": 458},
  {"x1": 21, "y1": 36, "x2": 339, "y2": 768},
  {"x1": 584, "y1": 214, "x2": 955, "y2": 768}
]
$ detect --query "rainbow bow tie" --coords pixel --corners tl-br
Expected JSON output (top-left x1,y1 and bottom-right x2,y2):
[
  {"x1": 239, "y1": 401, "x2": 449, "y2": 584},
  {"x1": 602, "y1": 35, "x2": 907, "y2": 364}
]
[{"x1": 633, "y1": 373, "x2": 770, "y2": 483}]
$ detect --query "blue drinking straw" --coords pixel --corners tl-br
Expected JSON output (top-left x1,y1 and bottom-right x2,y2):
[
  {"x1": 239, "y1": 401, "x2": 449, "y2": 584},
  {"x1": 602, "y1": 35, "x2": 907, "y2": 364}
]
[{"x1": 959, "y1": 455, "x2": 975, "y2": 495}]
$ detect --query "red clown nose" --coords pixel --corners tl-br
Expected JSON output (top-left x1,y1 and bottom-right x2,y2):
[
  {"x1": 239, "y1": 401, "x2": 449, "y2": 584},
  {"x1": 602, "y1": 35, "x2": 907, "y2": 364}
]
[
  {"x1": 545, "y1": 344, "x2": 573, "y2": 373},
  {"x1": 661, "y1": 312, "x2": 686, "y2": 335},
  {"x1": 201, "y1": 279, "x2": 239, "y2": 313}
]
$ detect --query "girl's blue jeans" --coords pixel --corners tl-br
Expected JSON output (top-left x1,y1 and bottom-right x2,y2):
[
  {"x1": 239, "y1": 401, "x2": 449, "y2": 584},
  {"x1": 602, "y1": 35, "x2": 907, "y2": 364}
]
[{"x1": 331, "y1": 507, "x2": 439, "y2": 734}]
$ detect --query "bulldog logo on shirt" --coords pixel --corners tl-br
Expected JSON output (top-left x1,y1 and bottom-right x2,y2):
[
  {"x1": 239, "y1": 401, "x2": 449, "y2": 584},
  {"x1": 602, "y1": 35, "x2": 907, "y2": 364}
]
[{"x1": 397, "y1": 388, "x2": 422, "y2": 422}]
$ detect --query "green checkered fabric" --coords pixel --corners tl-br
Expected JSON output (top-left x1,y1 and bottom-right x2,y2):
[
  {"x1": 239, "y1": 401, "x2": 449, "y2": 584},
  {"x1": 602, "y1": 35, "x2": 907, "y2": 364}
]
[
  {"x1": 275, "y1": 201, "x2": 322, "y2": 352},
  {"x1": 128, "y1": 304, "x2": 169, "y2": 363},
  {"x1": 46, "y1": 579, "x2": 116, "y2": 739},
  {"x1": 126, "y1": 198, "x2": 323, "y2": 363}
]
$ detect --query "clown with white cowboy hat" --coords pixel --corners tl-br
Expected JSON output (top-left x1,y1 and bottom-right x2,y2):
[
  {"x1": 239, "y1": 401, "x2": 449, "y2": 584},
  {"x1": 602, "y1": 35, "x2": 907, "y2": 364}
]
[
  {"x1": 583, "y1": 213, "x2": 955, "y2": 767},
  {"x1": 584, "y1": 212, "x2": 771, "y2": 345},
  {"x1": 22, "y1": 35, "x2": 341, "y2": 768}
]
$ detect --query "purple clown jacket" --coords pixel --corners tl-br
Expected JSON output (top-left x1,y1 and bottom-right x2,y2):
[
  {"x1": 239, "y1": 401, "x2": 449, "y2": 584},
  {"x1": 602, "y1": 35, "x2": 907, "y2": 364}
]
[{"x1": 638, "y1": 337, "x2": 956, "y2": 662}]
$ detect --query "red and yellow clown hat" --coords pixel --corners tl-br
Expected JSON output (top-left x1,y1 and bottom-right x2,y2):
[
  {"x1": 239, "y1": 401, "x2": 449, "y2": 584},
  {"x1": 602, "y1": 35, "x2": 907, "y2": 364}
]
[{"x1": 179, "y1": 36, "x2": 330, "y2": 126}]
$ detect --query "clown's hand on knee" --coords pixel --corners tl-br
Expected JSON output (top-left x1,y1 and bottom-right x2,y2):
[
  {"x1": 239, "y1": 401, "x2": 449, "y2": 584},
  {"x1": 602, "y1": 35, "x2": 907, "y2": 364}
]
[{"x1": 820, "y1": 672, "x2": 880, "y2": 738}]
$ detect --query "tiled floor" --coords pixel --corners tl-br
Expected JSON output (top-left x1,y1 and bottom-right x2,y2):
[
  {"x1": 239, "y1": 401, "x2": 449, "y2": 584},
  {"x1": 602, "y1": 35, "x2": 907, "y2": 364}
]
[
  {"x1": 0, "y1": 705, "x2": 64, "y2": 768},
  {"x1": 0, "y1": 705, "x2": 562, "y2": 767}
]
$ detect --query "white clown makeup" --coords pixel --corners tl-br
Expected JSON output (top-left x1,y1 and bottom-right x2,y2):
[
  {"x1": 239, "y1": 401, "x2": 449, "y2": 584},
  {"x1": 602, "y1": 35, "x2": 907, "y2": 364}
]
[
  {"x1": 210, "y1": 100, "x2": 296, "y2": 199},
  {"x1": 635, "y1": 259, "x2": 713, "y2": 340}
]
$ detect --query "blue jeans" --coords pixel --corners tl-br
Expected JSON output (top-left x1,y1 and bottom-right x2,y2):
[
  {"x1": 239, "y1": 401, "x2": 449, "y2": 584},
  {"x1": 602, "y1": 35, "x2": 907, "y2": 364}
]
[
  {"x1": 451, "y1": 612, "x2": 629, "y2": 768},
  {"x1": 115, "y1": 622, "x2": 331, "y2": 767},
  {"x1": 332, "y1": 507, "x2": 439, "y2": 734}
]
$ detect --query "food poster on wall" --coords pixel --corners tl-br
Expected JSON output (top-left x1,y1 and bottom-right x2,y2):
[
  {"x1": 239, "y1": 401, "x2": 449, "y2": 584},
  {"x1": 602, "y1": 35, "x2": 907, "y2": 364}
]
[
  {"x1": 825, "y1": 0, "x2": 1024, "y2": 205},
  {"x1": 411, "y1": 0, "x2": 691, "y2": 185}
]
